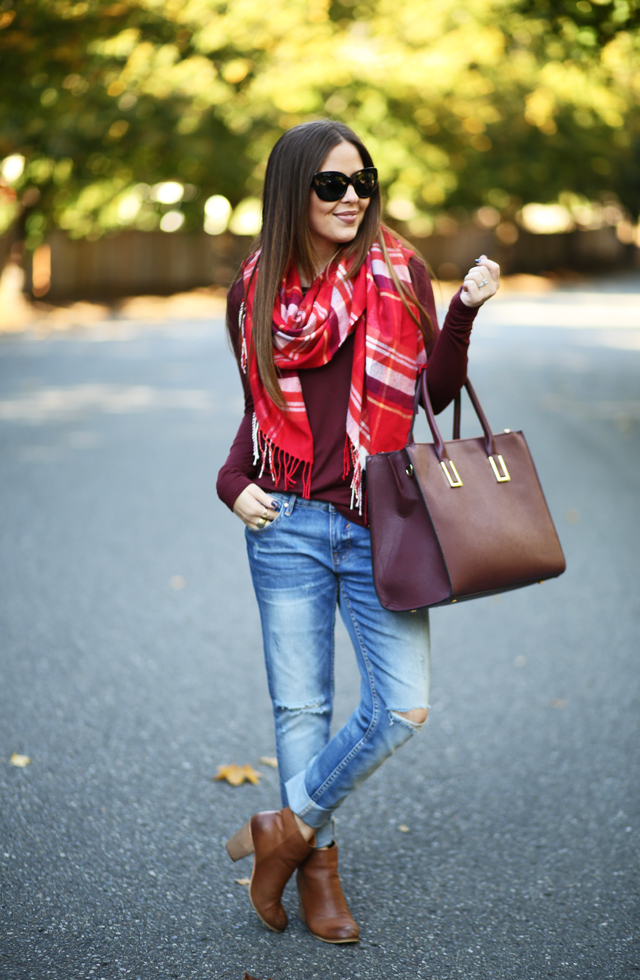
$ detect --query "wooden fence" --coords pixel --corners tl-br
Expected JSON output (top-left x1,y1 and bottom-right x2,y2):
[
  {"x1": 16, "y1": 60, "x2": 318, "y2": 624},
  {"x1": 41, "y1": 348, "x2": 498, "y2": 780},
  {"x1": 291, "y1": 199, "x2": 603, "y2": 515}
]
[{"x1": 23, "y1": 229, "x2": 249, "y2": 302}]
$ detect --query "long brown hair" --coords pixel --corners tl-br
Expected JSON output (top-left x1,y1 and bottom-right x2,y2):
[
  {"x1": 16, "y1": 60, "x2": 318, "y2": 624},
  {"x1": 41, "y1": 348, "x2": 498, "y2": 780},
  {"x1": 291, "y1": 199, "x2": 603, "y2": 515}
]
[{"x1": 238, "y1": 119, "x2": 433, "y2": 407}]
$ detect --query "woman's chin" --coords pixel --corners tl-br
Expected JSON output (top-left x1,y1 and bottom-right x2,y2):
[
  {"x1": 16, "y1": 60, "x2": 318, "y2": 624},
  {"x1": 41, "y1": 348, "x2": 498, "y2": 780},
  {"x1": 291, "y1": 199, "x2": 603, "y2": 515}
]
[{"x1": 329, "y1": 226, "x2": 361, "y2": 246}]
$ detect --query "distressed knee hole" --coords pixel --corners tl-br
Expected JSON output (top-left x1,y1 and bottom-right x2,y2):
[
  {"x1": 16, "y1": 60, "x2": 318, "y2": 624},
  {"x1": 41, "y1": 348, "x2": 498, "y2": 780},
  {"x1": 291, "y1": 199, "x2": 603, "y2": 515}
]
[{"x1": 391, "y1": 707, "x2": 428, "y2": 730}]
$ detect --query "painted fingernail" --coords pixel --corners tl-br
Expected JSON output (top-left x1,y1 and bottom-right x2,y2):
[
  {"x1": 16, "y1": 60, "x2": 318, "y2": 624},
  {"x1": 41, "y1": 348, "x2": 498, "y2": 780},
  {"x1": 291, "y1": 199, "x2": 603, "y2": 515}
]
[
  {"x1": 474, "y1": 257, "x2": 482, "y2": 264},
  {"x1": 271, "y1": 500, "x2": 280, "y2": 510}
]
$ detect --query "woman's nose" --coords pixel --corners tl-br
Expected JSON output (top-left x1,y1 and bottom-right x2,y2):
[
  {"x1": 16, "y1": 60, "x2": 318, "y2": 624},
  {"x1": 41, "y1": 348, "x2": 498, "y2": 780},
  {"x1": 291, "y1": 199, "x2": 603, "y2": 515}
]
[{"x1": 340, "y1": 183, "x2": 359, "y2": 203}]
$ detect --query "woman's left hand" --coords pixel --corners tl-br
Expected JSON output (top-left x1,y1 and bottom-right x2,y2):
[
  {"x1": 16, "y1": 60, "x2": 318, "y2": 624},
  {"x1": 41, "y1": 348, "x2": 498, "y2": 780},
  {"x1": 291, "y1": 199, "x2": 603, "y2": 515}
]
[{"x1": 460, "y1": 255, "x2": 500, "y2": 308}]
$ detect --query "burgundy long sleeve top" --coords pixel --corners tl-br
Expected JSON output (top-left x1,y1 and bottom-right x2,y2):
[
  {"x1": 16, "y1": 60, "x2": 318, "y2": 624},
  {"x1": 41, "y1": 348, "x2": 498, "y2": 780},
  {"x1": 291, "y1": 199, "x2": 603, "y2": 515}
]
[{"x1": 216, "y1": 257, "x2": 478, "y2": 527}]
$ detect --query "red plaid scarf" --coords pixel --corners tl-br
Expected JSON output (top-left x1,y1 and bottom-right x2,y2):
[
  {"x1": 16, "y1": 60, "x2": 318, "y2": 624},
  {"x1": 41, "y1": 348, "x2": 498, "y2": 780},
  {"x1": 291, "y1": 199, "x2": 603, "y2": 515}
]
[{"x1": 240, "y1": 229, "x2": 426, "y2": 511}]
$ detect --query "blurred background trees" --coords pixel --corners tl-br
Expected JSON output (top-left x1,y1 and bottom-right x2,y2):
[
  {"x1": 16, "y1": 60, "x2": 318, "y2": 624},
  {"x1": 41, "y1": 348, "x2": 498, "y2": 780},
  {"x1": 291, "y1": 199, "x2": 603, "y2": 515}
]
[{"x1": 1, "y1": 0, "x2": 639, "y2": 255}]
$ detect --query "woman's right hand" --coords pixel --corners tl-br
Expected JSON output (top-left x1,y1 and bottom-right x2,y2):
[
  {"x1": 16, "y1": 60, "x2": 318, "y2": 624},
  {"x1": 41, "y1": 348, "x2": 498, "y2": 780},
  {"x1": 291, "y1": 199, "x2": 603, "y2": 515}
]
[{"x1": 233, "y1": 483, "x2": 280, "y2": 530}]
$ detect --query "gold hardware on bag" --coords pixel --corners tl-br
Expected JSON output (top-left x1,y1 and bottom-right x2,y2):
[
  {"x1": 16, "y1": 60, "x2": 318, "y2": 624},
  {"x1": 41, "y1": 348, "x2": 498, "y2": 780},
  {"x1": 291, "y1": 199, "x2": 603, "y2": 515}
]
[
  {"x1": 440, "y1": 459, "x2": 463, "y2": 487},
  {"x1": 488, "y1": 454, "x2": 511, "y2": 483},
  {"x1": 406, "y1": 463, "x2": 414, "y2": 477}
]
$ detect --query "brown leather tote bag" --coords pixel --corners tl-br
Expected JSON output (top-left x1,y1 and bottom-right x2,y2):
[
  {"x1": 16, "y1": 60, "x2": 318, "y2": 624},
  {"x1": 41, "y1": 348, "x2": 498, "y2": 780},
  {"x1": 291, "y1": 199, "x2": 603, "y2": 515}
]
[{"x1": 367, "y1": 371, "x2": 566, "y2": 612}]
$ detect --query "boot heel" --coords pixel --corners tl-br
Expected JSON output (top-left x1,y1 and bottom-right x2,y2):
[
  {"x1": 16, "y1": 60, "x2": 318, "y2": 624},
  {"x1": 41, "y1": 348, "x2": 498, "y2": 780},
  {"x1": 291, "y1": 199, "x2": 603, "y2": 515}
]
[{"x1": 225, "y1": 820, "x2": 253, "y2": 861}]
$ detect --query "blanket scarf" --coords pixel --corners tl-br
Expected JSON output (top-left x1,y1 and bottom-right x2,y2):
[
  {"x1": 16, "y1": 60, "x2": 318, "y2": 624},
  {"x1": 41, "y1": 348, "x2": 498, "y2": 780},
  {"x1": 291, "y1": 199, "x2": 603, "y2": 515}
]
[{"x1": 240, "y1": 229, "x2": 427, "y2": 513}]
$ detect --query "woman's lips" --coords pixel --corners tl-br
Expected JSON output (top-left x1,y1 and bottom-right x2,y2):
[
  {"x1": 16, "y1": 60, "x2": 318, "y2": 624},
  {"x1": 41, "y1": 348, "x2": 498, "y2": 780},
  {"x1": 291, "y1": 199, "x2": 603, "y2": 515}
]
[{"x1": 333, "y1": 210, "x2": 359, "y2": 222}]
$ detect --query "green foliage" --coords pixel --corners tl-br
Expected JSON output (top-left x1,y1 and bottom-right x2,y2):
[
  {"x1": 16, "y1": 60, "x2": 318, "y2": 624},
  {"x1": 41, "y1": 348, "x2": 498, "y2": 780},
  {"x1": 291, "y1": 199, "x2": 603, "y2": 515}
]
[{"x1": 1, "y1": 0, "x2": 638, "y2": 248}]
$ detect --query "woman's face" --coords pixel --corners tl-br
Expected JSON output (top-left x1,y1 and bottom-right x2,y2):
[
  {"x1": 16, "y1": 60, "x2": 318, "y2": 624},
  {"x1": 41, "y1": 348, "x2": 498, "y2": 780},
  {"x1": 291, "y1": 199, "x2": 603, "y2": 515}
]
[{"x1": 307, "y1": 141, "x2": 370, "y2": 262}]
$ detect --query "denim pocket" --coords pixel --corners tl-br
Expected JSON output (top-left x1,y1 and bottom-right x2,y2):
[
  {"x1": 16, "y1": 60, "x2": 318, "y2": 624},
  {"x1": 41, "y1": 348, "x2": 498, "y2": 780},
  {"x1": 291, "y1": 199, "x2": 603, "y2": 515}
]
[{"x1": 246, "y1": 494, "x2": 286, "y2": 534}]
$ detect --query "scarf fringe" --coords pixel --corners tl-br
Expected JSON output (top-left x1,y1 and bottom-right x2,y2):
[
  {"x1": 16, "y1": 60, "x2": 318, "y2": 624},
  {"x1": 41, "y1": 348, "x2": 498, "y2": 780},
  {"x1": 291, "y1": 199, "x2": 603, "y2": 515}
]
[
  {"x1": 251, "y1": 421, "x2": 364, "y2": 514},
  {"x1": 239, "y1": 299, "x2": 248, "y2": 374},
  {"x1": 253, "y1": 415, "x2": 312, "y2": 498},
  {"x1": 343, "y1": 434, "x2": 364, "y2": 516}
]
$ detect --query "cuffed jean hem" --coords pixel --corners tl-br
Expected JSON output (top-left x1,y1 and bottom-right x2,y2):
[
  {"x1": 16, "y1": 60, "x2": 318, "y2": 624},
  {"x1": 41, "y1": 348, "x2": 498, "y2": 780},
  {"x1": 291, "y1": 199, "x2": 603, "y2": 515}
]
[
  {"x1": 286, "y1": 768, "x2": 336, "y2": 834},
  {"x1": 313, "y1": 818, "x2": 336, "y2": 848}
]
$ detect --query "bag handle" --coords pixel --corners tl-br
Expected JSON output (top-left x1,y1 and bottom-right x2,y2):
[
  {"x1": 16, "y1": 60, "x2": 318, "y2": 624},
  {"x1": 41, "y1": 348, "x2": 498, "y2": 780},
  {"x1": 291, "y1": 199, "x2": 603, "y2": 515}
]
[{"x1": 408, "y1": 372, "x2": 497, "y2": 460}]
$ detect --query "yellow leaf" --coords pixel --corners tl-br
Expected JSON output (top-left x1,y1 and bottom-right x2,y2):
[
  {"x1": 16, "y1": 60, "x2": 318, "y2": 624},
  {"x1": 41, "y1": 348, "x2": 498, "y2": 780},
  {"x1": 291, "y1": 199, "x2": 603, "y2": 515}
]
[
  {"x1": 9, "y1": 753, "x2": 31, "y2": 767},
  {"x1": 259, "y1": 756, "x2": 278, "y2": 768},
  {"x1": 214, "y1": 763, "x2": 262, "y2": 786},
  {"x1": 398, "y1": 824, "x2": 410, "y2": 833},
  {"x1": 235, "y1": 877, "x2": 251, "y2": 886}
]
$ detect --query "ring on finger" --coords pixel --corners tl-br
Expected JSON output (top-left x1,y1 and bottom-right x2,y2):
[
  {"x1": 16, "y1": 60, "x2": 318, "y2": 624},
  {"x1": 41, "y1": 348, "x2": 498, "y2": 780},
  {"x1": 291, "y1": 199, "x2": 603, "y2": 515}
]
[
  {"x1": 261, "y1": 507, "x2": 269, "y2": 520},
  {"x1": 256, "y1": 516, "x2": 267, "y2": 529},
  {"x1": 479, "y1": 278, "x2": 488, "y2": 287}
]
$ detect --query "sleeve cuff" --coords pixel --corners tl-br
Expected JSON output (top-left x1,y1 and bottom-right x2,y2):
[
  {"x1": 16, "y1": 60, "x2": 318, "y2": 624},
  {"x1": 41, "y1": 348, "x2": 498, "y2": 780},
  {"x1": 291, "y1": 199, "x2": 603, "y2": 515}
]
[
  {"x1": 216, "y1": 471, "x2": 253, "y2": 513},
  {"x1": 448, "y1": 287, "x2": 480, "y2": 325}
]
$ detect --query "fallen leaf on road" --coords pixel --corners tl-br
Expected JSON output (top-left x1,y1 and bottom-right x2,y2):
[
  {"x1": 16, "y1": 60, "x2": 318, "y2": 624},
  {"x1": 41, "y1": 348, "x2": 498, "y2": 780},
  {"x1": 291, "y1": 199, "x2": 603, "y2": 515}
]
[
  {"x1": 214, "y1": 764, "x2": 262, "y2": 786},
  {"x1": 10, "y1": 753, "x2": 31, "y2": 767},
  {"x1": 235, "y1": 877, "x2": 251, "y2": 886},
  {"x1": 398, "y1": 824, "x2": 410, "y2": 833},
  {"x1": 259, "y1": 756, "x2": 278, "y2": 768}
]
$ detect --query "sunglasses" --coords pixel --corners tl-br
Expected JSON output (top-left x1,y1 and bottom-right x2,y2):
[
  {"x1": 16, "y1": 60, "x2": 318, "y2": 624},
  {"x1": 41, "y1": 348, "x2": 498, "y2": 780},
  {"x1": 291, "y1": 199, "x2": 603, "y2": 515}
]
[{"x1": 311, "y1": 167, "x2": 378, "y2": 202}]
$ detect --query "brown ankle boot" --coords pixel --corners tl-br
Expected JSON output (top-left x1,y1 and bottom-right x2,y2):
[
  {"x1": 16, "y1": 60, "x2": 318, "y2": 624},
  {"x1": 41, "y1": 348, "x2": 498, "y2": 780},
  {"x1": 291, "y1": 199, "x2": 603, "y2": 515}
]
[
  {"x1": 297, "y1": 843, "x2": 359, "y2": 943},
  {"x1": 248, "y1": 807, "x2": 315, "y2": 932}
]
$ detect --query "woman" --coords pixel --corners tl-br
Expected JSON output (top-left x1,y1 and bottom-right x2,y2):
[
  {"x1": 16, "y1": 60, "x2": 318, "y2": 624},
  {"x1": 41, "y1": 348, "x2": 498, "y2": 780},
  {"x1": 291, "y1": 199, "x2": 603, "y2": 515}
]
[{"x1": 216, "y1": 119, "x2": 499, "y2": 943}]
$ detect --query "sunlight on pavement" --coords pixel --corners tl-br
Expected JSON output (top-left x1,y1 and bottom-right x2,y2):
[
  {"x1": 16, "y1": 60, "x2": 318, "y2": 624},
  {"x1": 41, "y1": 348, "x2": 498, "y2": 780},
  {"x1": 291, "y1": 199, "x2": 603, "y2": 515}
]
[
  {"x1": 0, "y1": 384, "x2": 215, "y2": 422},
  {"x1": 475, "y1": 293, "x2": 640, "y2": 350},
  {"x1": 480, "y1": 297, "x2": 640, "y2": 329}
]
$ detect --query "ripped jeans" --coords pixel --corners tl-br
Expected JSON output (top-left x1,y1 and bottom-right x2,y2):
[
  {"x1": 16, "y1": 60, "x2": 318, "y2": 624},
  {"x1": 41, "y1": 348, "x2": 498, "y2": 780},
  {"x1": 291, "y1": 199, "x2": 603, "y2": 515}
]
[{"x1": 245, "y1": 493, "x2": 430, "y2": 846}]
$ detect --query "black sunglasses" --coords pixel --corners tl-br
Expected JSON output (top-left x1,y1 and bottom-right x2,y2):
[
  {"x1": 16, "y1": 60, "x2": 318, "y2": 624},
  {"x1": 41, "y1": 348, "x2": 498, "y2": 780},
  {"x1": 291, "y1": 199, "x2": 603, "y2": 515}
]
[{"x1": 311, "y1": 167, "x2": 378, "y2": 202}]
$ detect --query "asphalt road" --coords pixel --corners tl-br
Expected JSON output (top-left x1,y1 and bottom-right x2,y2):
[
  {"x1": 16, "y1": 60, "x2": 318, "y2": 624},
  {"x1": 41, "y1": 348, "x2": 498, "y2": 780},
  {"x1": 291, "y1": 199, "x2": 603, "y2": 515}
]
[{"x1": 1, "y1": 278, "x2": 639, "y2": 980}]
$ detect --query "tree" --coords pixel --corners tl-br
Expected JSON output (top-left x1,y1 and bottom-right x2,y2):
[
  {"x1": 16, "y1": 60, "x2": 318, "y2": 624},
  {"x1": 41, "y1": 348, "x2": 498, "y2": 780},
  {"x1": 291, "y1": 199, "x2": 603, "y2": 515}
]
[{"x1": 0, "y1": 0, "x2": 638, "y2": 252}]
